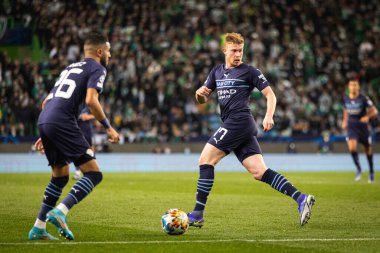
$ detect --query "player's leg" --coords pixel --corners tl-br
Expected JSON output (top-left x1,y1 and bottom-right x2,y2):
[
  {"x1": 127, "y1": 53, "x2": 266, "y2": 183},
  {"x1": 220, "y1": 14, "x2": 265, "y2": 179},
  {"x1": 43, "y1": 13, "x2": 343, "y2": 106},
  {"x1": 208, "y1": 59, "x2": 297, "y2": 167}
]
[
  {"x1": 44, "y1": 123, "x2": 98, "y2": 240},
  {"x1": 60, "y1": 159, "x2": 102, "y2": 211},
  {"x1": 347, "y1": 139, "x2": 362, "y2": 181},
  {"x1": 188, "y1": 143, "x2": 225, "y2": 227},
  {"x1": 48, "y1": 159, "x2": 102, "y2": 240},
  {"x1": 29, "y1": 164, "x2": 69, "y2": 240},
  {"x1": 235, "y1": 135, "x2": 315, "y2": 226},
  {"x1": 73, "y1": 121, "x2": 93, "y2": 180},
  {"x1": 364, "y1": 143, "x2": 374, "y2": 183},
  {"x1": 29, "y1": 124, "x2": 71, "y2": 240},
  {"x1": 242, "y1": 154, "x2": 315, "y2": 225}
]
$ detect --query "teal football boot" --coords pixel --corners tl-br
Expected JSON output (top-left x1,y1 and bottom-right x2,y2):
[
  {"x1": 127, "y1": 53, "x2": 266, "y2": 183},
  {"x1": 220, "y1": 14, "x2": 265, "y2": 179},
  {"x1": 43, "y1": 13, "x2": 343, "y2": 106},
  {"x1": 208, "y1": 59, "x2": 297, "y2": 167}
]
[
  {"x1": 28, "y1": 226, "x2": 58, "y2": 240},
  {"x1": 46, "y1": 208, "x2": 74, "y2": 240}
]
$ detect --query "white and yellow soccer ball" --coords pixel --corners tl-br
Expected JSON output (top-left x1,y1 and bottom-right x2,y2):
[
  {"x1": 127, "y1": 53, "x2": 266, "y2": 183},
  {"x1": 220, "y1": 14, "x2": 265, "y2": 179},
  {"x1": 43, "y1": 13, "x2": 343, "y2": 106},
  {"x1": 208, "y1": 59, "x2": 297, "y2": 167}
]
[{"x1": 161, "y1": 208, "x2": 189, "y2": 235}]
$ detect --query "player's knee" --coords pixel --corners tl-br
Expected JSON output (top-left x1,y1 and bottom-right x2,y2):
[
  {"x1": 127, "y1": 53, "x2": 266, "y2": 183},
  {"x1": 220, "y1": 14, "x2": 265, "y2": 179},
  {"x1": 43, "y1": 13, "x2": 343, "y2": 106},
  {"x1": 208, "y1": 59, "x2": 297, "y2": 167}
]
[
  {"x1": 198, "y1": 156, "x2": 213, "y2": 166},
  {"x1": 252, "y1": 170, "x2": 264, "y2": 180},
  {"x1": 94, "y1": 171, "x2": 103, "y2": 186},
  {"x1": 247, "y1": 166, "x2": 266, "y2": 180},
  {"x1": 51, "y1": 175, "x2": 69, "y2": 188},
  {"x1": 61, "y1": 175, "x2": 70, "y2": 186}
]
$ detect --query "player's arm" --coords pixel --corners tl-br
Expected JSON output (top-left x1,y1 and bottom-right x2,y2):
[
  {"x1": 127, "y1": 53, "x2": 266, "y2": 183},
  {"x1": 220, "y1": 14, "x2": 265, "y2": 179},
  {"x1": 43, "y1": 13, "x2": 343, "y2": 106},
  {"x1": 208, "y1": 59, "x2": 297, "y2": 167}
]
[
  {"x1": 342, "y1": 109, "x2": 348, "y2": 129},
  {"x1": 41, "y1": 92, "x2": 54, "y2": 110},
  {"x1": 360, "y1": 106, "x2": 378, "y2": 123},
  {"x1": 79, "y1": 112, "x2": 95, "y2": 121},
  {"x1": 195, "y1": 86, "x2": 212, "y2": 104},
  {"x1": 261, "y1": 86, "x2": 276, "y2": 132},
  {"x1": 86, "y1": 88, "x2": 120, "y2": 143}
]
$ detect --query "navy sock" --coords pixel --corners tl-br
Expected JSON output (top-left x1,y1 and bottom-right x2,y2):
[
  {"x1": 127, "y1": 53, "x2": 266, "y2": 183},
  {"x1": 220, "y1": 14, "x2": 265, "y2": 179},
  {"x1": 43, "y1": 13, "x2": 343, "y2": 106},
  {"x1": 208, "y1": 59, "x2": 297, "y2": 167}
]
[
  {"x1": 350, "y1": 152, "x2": 362, "y2": 173},
  {"x1": 38, "y1": 176, "x2": 69, "y2": 221},
  {"x1": 367, "y1": 154, "x2": 374, "y2": 174},
  {"x1": 193, "y1": 164, "x2": 214, "y2": 212},
  {"x1": 62, "y1": 171, "x2": 103, "y2": 209},
  {"x1": 261, "y1": 168, "x2": 301, "y2": 202}
]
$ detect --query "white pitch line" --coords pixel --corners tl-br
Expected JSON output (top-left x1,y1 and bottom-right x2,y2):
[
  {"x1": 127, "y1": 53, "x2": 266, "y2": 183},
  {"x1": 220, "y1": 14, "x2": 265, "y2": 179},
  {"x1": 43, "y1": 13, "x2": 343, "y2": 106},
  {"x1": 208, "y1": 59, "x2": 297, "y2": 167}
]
[{"x1": 1, "y1": 238, "x2": 380, "y2": 246}]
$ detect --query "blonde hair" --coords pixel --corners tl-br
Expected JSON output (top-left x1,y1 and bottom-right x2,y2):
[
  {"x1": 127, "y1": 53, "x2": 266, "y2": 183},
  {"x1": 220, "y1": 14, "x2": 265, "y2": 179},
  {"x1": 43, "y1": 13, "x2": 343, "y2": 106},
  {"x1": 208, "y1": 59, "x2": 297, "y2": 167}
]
[{"x1": 223, "y1": 33, "x2": 244, "y2": 46}]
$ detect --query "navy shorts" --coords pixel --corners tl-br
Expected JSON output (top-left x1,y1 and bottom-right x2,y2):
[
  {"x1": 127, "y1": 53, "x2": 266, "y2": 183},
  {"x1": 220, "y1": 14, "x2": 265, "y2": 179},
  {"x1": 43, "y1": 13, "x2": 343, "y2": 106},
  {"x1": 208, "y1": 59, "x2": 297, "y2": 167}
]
[
  {"x1": 207, "y1": 117, "x2": 262, "y2": 163},
  {"x1": 346, "y1": 123, "x2": 371, "y2": 147},
  {"x1": 78, "y1": 120, "x2": 93, "y2": 146},
  {"x1": 38, "y1": 123, "x2": 95, "y2": 167}
]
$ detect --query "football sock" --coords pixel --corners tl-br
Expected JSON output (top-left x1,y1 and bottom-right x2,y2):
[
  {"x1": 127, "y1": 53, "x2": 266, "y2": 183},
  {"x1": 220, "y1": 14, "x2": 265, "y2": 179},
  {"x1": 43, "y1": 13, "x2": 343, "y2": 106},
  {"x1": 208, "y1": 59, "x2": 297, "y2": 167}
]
[
  {"x1": 367, "y1": 154, "x2": 374, "y2": 174},
  {"x1": 33, "y1": 218, "x2": 46, "y2": 229},
  {"x1": 193, "y1": 164, "x2": 214, "y2": 213},
  {"x1": 261, "y1": 168, "x2": 301, "y2": 202},
  {"x1": 350, "y1": 152, "x2": 362, "y2": 173},
  {"x1": 61, "y1": 171, "x2": 103, "y2": 210},
  {"x1": 37, "y1": 176, "x2": 69, "y2": 222}
]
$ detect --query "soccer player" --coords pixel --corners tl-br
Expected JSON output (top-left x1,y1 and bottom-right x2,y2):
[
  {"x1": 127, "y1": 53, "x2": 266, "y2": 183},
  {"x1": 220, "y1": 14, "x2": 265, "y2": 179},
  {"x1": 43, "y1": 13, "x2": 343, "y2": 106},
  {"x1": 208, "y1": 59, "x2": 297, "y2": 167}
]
[
  {"x1": 73, "y1": 106, "x2": 95, "y2": 180},
  {"x1": 342, "y1": 79, "x2": 378, "y2": 183},
  {"x1": 187, "y1": 33, "x2": 315, "y2": 227},
  {"x1": 28, "y1": 32, "x2": 120, "y2": 240}
]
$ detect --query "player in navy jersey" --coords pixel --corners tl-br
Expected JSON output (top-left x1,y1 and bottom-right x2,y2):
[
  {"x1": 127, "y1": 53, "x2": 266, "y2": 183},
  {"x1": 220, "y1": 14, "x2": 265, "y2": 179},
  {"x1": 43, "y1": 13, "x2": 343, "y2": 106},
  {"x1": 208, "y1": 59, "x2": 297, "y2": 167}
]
[
  {"x1": 187, "y1": 33, "x2": 315, "y2": 227},
  {"x1": 28, "y1": 32, "x2": 120, "y2": 241},
  {"x1": 342, "y1": 79, "x2": 378, "y2": 183},
  {"x1": 73, "y1": 106, "x2": 95, "y2": 180}
]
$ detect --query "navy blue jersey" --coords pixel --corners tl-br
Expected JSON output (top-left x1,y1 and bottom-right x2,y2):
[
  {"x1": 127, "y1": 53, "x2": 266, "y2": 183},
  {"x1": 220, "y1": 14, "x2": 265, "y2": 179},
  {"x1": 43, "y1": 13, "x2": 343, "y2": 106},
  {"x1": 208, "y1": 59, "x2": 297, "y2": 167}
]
[
  {"x1": 204, "y1": 63, "x2": 269, "y2": 121},
  {"x1": 343, "y1": 94, "x2": 373, "y2": 126},
  {"x1": 38, "y1": 58, "x2": 106, "y2": 126}
]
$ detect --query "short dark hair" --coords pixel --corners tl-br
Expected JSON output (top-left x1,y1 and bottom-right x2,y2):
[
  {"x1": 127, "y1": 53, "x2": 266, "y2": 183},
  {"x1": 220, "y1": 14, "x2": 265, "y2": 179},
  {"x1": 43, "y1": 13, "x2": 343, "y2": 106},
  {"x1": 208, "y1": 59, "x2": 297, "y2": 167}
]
[
  {"x1": 347, "y1": 78, "x2": 360, "y2": 85},
  {"x1": 84, "y1": 32, "x2": 108, "y2": 46}
]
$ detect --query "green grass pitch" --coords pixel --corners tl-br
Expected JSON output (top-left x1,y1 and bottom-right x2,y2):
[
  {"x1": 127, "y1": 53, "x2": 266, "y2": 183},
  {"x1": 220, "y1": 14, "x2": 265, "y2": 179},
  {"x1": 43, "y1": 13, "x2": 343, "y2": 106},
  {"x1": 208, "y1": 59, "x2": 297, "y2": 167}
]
[{"x1": 0, "y1": 172, "x2": 379, "y2": 253}]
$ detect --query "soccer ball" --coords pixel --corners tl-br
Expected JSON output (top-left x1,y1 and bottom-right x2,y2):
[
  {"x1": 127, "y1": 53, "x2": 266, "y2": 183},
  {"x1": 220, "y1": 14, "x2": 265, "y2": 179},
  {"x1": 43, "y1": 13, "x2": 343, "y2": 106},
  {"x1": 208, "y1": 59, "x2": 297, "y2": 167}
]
[{"x1": 161, "y1": 208, "x2": 189, "y2": 235}]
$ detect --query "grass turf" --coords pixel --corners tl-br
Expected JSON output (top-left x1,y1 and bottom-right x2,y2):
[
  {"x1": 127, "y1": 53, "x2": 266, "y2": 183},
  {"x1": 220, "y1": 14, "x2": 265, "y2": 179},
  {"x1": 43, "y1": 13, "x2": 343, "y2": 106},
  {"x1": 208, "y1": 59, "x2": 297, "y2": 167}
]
[{"x1": 0, "y1": 172, "x2": 379, "y2": 253}]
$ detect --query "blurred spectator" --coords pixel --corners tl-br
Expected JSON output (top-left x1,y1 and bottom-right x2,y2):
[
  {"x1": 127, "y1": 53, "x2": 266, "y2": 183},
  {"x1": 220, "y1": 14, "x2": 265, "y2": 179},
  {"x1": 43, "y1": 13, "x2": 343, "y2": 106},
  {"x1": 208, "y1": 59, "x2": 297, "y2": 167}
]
[{"x1": 0, "y1": 0, "x2": 379, "y2": 144}]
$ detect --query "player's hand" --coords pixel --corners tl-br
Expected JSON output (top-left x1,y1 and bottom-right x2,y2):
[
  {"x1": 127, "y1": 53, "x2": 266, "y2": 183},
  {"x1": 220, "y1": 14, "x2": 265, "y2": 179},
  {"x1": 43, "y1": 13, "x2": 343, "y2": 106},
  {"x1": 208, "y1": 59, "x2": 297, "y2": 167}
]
[
  {"x1": 196, "y1": 86, "x2": 212, "y2": 97},
  {"x1": 341, "y1": 121, "x2": 347, "y2": 130},
  {"x1": 106, "y1": 127, "x2": 120, "y2": 143},
  {"x1": 359, "y1": 116, "x2": 369, "y2": 123},
  {"x1": 262, "y1": 115, "x2": 274, "y2": 132},
  {"x1": 34, "y1": 138, "x2": 45, "y2": 154}
]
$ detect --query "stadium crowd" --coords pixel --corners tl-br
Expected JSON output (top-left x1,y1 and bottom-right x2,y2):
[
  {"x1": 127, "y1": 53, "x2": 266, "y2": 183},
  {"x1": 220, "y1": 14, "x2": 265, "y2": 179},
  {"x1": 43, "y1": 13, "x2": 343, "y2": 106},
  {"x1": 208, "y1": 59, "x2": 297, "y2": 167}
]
[{"x1": 0, "y1": 0, "x2": 379, "y2": 144}]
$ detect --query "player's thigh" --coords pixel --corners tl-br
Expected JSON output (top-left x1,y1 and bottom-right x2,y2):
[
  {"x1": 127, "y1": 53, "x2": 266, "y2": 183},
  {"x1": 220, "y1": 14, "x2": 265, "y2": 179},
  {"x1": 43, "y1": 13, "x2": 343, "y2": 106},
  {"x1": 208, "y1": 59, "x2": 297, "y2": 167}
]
[
  {"x1": 346, "y1": 139, "x2": 358, "y2": 151},
  {"x1": 364, "y1": 145, "x2": 372, "y2": 155},
  {"x1": 242, "y1": 154, "x2": 267, "y2": 180},
  {"x1": 39, "y1": 124, "x2": 70, "y2": 167},
  {"x1": 198, "y1": 143, "x2": 226, "y2": 166},
  {"x1": 78, "y1": 159, "x2": 100, "y2": 173}
]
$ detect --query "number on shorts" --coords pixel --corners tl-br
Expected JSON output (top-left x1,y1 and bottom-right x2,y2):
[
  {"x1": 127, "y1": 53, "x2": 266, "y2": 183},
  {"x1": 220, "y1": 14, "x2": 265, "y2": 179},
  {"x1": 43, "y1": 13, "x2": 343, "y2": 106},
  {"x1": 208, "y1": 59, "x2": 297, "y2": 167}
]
[{"x1": 213, "y1": 127, "x2": 228, "y2": 144}]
